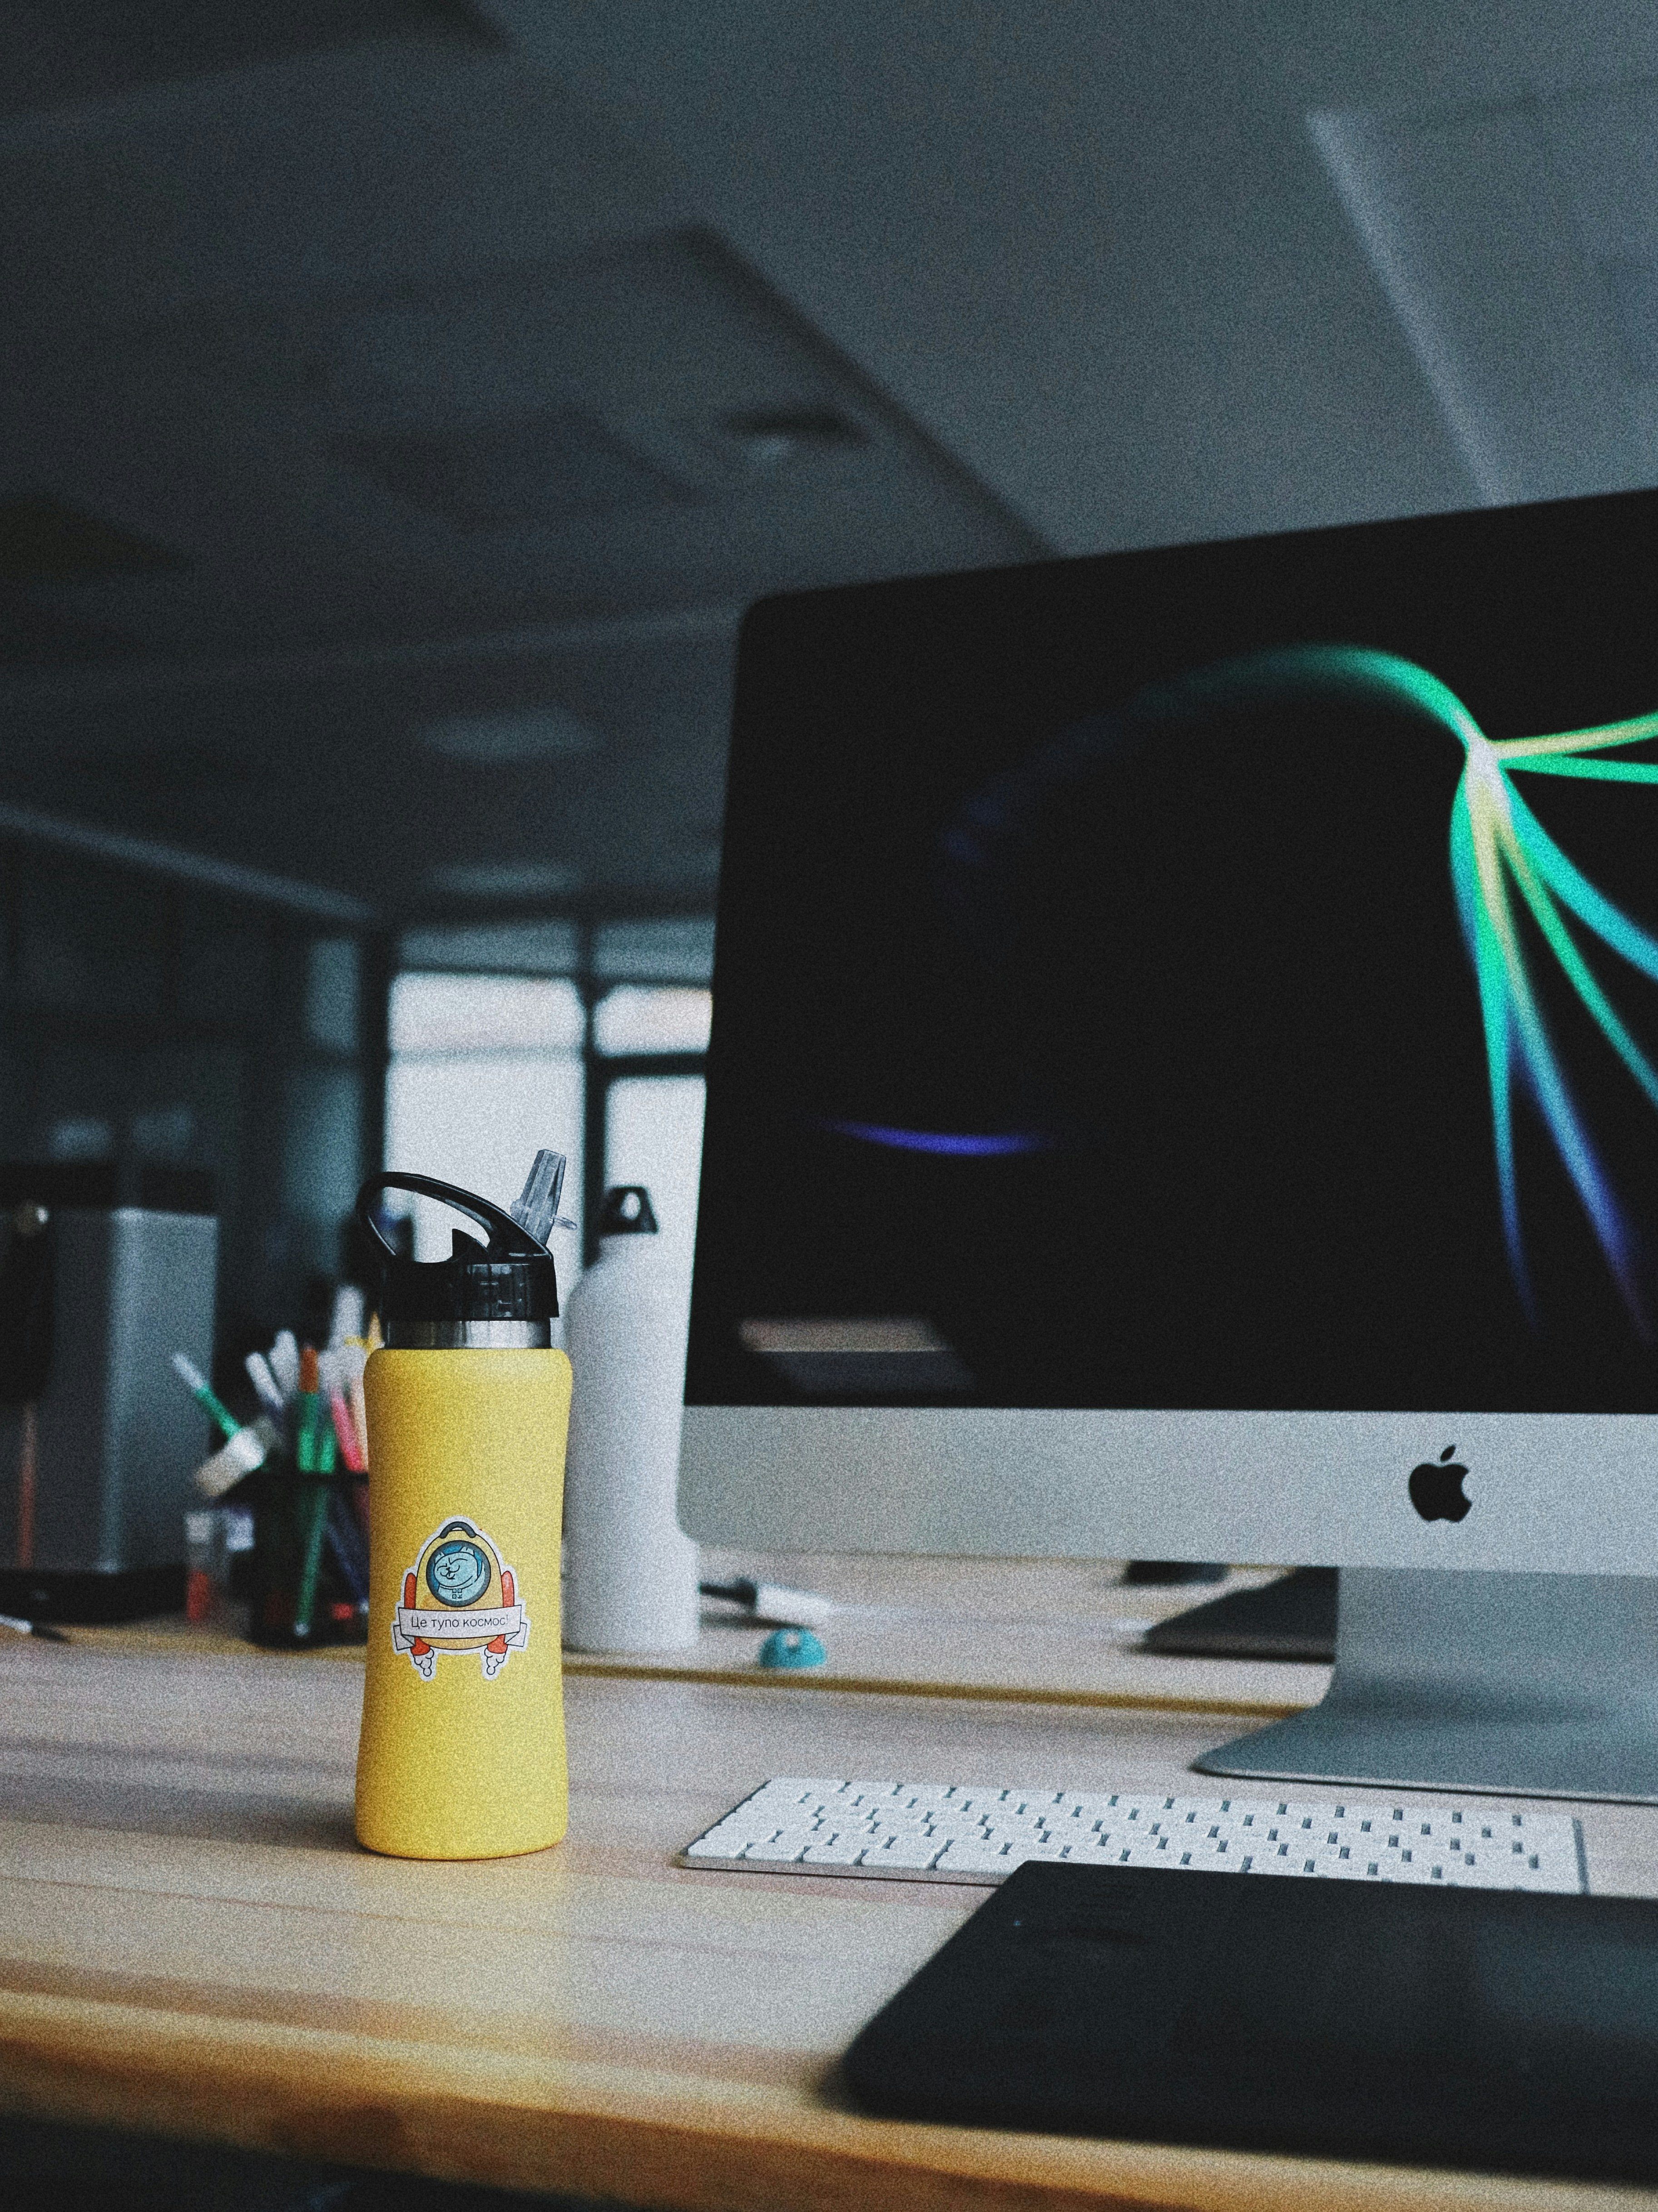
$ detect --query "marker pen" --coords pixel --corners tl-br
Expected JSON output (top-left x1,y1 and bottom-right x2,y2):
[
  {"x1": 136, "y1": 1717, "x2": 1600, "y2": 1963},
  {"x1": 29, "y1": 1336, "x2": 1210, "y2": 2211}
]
[{"x1": 170, "y1": 1352, "x2": 240, "y2": 1443}]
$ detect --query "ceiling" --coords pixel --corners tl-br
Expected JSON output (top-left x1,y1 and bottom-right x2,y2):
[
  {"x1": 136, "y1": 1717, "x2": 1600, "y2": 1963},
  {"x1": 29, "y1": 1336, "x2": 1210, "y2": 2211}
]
[{"x1": 3, "y1": 1, "x2": 1657, "y2": 932}]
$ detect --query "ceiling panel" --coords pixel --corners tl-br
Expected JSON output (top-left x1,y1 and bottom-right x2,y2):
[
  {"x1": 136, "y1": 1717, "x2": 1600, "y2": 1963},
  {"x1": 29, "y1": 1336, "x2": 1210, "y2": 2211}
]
[
  {"x1": 0, "y1": 620, "x2": 740, "y2": 920},
  {"x1": 9, "y1": 5, "x2": 1658, "y2": 929},
  {"x1": 336, "y1": 414, "x2": 695, "y2": 527},
  {"x1": 0, "y1": 495, "x2": 187, "y2": 585},
  {"x1": 0, "y1": 1, "x2": 499, "y2": 118},
  {"x1": 1312, "y1": 84, "x2": 1658, "y2": 503}
]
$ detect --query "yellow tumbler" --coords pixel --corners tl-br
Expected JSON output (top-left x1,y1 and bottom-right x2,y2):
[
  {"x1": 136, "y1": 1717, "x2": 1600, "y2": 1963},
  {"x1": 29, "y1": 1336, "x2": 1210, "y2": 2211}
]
[{"x1": 353, "y1": 1167, "x2": 572, "y2": 1859}]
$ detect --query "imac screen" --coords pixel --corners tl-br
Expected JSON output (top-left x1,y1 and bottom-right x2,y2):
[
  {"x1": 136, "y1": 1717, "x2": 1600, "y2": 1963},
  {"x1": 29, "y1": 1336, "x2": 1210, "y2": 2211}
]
[{"x1": 688, "y1": 490, "x2": 1658, "y2": 1418}]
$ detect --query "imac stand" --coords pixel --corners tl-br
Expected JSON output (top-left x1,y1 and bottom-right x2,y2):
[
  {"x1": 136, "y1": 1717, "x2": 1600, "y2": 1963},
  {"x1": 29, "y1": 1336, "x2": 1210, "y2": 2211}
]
[{"x1": 1194, "y1": 1568, "x2": 1658, "y2": 1804}]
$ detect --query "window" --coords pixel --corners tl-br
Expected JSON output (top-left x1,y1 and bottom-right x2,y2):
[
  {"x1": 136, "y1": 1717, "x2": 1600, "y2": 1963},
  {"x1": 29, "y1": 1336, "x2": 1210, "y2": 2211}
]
[
  {"x1": 592, "y1": 986, "x2": 711, "y2": 1055},
  {"x1": 385, "y1": 974, "x2": 584, "y2": 1263},
  {"x1": 588, "y1": 986, "x2": 708, "y2": 1290},
  {"x1": 382, "y1": 972, "x2": 710, "y2": 1285}
]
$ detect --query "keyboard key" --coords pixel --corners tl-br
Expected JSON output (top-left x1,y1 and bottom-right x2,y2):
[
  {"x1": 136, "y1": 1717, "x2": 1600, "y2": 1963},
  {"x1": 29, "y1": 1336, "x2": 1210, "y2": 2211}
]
[
  {"x1": 869, "y1": 1838, "x2": 945, "y2": 1870},
  {"x1": 935, "y1": 1840, "x2": 1015, "y2": 1873},
  {"x1": 800, "y1": 1838, "x2": 869, "y2": 1865}
]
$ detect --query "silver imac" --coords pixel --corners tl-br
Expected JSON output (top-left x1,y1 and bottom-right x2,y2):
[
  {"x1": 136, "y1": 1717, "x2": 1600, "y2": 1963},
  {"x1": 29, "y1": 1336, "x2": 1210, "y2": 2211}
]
[{"x1": 680, "y1": 488, "x2": 1658, "y2": 1801}]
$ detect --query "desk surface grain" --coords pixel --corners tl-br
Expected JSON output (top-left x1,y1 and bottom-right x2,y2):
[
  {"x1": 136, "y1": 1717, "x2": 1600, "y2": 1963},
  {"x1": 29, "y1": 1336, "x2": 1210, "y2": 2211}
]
[{"x1": 2, "y1": 1638, "x2": 1656, "y2": 2212}]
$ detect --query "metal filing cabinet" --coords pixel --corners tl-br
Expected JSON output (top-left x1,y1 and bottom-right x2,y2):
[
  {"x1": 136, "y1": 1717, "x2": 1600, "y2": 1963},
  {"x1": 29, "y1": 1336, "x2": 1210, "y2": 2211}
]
[{"x1": 0, "y1": 1163, "x2": 217, "y2": 1622}]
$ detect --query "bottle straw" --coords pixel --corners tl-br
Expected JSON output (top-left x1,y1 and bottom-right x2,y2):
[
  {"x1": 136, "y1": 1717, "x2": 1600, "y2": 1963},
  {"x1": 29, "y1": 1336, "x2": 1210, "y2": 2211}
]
[{"x1": 510, "y1": 1148, "x2": 576, "y2": 1245}]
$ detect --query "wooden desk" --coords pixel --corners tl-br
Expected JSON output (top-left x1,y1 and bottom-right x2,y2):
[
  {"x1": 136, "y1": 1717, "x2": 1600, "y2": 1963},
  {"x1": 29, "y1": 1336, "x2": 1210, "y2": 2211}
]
[{"x1": 2, "y1": 1632, "x2": 1656, "y2": 2212}]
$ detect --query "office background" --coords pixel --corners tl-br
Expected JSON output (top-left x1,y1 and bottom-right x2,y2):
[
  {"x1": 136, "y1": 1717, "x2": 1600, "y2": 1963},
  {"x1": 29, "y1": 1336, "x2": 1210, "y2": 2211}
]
[{"x1": 4, "y1": 0, "x2": 1657, "y2": 1362}]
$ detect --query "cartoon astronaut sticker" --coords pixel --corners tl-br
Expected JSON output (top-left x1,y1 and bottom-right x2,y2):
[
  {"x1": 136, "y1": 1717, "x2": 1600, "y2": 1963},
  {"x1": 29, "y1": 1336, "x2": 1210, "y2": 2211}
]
[{"x1": 391, "y1": 1518, "x2": 529, "y2": 1680}]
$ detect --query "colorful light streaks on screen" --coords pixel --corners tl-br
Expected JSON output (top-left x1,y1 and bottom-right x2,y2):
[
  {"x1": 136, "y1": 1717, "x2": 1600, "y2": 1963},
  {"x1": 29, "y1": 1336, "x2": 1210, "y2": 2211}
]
[
  {"x1": 1238, "y1": 645, "x2": 1658, "y2": 1336},
  {"x1": 820, "y1": 1121, "x2": 1049, "y2": 1157},
  {"x1": 844, "y1": 641, "x2": 1658, "y2": 1333}
]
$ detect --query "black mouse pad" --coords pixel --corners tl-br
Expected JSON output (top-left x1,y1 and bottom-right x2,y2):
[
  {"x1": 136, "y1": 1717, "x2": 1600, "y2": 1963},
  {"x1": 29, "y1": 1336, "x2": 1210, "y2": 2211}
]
[{"x1": 842, "y1": 1860, "x2": 1658, "y2": 2182}]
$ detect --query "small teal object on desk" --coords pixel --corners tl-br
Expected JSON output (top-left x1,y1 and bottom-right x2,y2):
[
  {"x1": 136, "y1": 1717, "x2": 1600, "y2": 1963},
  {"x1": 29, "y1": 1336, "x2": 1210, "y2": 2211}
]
[{"x1": 757, "y1": 1626, "x2": 827, "y2": 1670}]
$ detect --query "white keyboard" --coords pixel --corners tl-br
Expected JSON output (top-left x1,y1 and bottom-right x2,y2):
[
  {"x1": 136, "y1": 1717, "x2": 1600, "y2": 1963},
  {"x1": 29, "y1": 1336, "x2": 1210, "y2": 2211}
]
[{"x1": 680, "y1": 1778, "x2": 1587, "y2": 1892}]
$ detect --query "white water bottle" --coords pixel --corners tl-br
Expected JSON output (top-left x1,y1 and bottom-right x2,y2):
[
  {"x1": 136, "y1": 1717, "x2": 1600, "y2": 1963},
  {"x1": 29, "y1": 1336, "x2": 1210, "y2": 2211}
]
[{"x1": 563, "y1": 1186, "x2": 699, "y2": 1650}]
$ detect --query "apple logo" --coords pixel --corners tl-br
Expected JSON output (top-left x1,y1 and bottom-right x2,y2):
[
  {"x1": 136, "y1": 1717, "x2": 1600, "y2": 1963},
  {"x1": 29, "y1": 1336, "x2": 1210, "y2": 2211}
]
[{"x1": 1409, "y1": 1444, "x2": 1471, "y2": 1523}]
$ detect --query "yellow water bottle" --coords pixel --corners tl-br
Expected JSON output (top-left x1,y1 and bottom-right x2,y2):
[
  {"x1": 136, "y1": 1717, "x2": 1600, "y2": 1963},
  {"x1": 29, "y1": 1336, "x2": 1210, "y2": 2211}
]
[{"x1": 353, "y1": 1156, "x2": 572, "y2": 1859}]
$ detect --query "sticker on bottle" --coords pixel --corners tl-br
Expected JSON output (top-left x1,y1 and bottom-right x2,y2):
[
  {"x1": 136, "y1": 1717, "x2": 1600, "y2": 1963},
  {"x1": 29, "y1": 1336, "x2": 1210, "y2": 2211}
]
[{"x1": 392, "y1": 1518, "x2": 529, "y2": 1680}]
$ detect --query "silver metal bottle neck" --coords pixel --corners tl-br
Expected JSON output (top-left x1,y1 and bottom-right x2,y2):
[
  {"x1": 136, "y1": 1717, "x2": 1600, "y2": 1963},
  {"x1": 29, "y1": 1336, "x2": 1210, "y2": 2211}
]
[{"x1": 386, "y1": 1318, "x2": 553, "y2": 1349}]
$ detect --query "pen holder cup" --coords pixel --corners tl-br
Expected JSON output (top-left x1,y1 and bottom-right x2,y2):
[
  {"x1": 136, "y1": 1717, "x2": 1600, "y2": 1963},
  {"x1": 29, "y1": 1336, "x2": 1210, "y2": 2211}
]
[{"x1": 247, "y1": 1465, "x2": 370, "y2": 1649}]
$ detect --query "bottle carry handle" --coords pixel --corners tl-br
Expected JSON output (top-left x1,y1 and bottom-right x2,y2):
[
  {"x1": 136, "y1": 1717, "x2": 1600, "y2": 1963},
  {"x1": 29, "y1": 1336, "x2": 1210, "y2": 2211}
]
[{"x1": 355, "y1": 1173, "x2": 549, "y2": 1264}]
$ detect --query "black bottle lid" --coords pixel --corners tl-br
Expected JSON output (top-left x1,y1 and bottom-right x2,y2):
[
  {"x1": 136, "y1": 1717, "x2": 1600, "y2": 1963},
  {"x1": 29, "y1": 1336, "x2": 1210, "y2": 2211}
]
[
  {"x1": 356, "y1": 1173, "x2": 559, "y2": 1331},
  {"x1": 598, "y1": 1185, "x2": 658, "y2": 1236}
]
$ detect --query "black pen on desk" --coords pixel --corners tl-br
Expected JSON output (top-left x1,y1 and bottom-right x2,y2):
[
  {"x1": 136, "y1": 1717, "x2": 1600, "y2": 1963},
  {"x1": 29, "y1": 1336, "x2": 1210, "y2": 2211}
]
[
  {"x1": 0, "y1": 1610, "x2": 68, "y2": 1642},
  {"x1": 700, "y1": 1577, "x2": 838, "y2": 1626}
]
